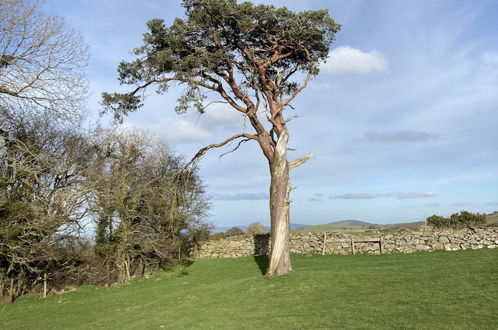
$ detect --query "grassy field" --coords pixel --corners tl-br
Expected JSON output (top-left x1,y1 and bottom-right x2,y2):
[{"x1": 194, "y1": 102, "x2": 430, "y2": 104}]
[{"x1": 2, "y1": 249, "x2": 497, "y2": 329}]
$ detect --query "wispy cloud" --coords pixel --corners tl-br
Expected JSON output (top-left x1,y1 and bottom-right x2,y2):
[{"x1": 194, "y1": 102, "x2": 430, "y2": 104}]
[
  {"x1": 321, "y1": 46, "x2": 388, "y2": 74},
  {"x1": 452, "y1": 202, "x2": 472, "y2": 206},
  {"x1": 122, "y1": 117, "x2": 211, "y2": 143},
  {"x1": 393, "y1": 192, "x2": 437, "y2": 199},
  {"x1": 330, "y1": 193, "x2": 378, "y2": 200},
  {"x1": 213, "y1": 192, "x2": 269, "y2": 201},
  {"x1": 331, "y1": 192, "x2": 437, "y2": 200},
  {"x1": 362, "y1": 130, "x2": 436, "y2": 143},
  {"x1": 423, "y1": 203, "x2": 440, "y2": 207},
  {"x1": 122, "y1": 103, "x2": 245, "y2": 143},
  {"x1": 308, "y1": 198, "x2": 322, "y2": 202}
]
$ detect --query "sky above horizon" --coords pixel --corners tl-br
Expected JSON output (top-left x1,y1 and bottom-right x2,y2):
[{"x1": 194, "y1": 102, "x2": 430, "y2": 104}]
[{"x1": 44, "y1": 0, "x2": 498, "y2": 227}]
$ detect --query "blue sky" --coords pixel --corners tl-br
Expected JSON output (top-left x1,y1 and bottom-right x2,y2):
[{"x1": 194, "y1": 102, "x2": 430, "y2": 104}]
[{"x1": 45, "y1": 0, "x2": 498, "y2": 226}]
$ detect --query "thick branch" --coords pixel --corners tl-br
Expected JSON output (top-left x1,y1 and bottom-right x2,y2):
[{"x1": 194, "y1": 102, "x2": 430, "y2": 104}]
[
  {"x1": 289, "y1": 152, "x2": 313, "y2": 170},
  {"x1": 200, "y1": 72, "x2": 247, "y2": 113}
]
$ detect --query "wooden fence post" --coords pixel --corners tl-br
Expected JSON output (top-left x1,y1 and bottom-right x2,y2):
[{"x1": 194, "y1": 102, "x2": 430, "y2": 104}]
[
  {"x1": 351, "y1": 237, "x2": 355, "y2": 255},
  {"x1": 322, "y1": 233, "x2": 327, "y2": 255},
  {"x1": 379, "y1": 236, "x2": 383, "y2": 254}
]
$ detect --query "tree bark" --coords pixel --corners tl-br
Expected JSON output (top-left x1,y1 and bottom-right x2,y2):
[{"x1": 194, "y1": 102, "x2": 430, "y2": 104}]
[
  {"x1": 7, "y1": 278, "x2": 14, "y2": 304},
  {"x1": 266, "y1": 130, "x2": 292, "y2": 276},
  {"x1": 43, "y1": 273, "x2": 47, "y2": 298}
]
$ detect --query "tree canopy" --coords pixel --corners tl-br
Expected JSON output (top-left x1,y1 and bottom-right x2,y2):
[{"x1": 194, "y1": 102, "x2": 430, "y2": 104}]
[
  {"x1": 0, "y1": 0, "x2": 88, "y2": 119},
  {"x1": 103, "y1": 0, "x2": 339, "y2": 133}
]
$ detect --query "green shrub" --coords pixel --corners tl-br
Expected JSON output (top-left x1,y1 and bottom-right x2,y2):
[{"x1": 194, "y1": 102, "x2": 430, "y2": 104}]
[
  {"x1": 457, "y1": 210, "x2": 486, "y2": 227},
  {"x1": 426, "y1": 215, "x2": 449, "y2": 228},
  {"x1": 426, "y1": 211, "x2": 487, "y2": 229}
]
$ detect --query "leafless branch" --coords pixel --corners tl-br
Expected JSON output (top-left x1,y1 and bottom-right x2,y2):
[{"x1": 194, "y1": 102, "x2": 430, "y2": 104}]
[
  {"x1": 289, "y1": 152, "x2": 313, "y2": 170},
  {"x1": 177, "y1": 132, "x2": 258, "y2": 176}
]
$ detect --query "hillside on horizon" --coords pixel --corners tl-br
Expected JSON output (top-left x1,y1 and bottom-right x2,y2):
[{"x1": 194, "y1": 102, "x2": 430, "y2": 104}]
[{"x1": 214, "y1": 212, "x2": 498, "y2": 234}]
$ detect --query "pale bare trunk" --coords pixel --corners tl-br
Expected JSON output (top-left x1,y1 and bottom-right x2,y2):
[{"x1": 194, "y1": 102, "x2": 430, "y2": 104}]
[
  {"x1": 43, "y1": 273, "x2": 47, "y2": 298},
  {"x1": 266, "y1": 130, "x2": 292, "y2": 276}
]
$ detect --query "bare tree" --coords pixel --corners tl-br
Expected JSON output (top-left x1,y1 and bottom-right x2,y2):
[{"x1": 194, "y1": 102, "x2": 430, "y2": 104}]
[
  {"x1": 0, "y1": 115, "x2": 93, "y2": 302},
  {"x1": 0, "y1": 0, "x2": 88, "y2": 119},
  {"x1": 86, "y1": 128, "x2": 210, "y2": 282}
]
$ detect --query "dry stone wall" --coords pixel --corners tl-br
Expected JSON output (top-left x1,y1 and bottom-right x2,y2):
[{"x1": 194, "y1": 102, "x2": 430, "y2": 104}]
[{"x1": 195, "y1": 228, "x2": 498, "y2": 258}]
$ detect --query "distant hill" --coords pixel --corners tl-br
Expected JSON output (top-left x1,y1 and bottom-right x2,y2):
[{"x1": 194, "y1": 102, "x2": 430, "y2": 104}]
[
  {"x1": 215, "y1": 212, "x2": 498, "y2": 233},
  {"x1": 329, "y1": 220, "x2": 373, "y2": 227},
  {"x1": 292, "y1": 220, "x2": 374, "y2": 233},
  {"x1": 381, "y1": 221, "x2": 425, "y2": 231},
  {"x1": 486, "y1": 211, "x2": 498, "y2": 226},
  {"x1": 214, "y1": 223, "x2": 308, "y2": 233}
]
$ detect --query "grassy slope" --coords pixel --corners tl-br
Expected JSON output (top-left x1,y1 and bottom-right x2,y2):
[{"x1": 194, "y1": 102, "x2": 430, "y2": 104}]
[
  {"x1": 2, "y1": 250, "x2": 498, "y2": 329},
  {"x1": 292, "y1": 223, "x2": 368, "y2": 233},
  {"x1": 487, "y1": 212, "x2": 498, "y2": 226},
  {"x1": 295, "y1": 214, "x2": 498, "y2": 233},
  {"x1": 292, "y1": 221, "x2": 425, "y2": 233}
]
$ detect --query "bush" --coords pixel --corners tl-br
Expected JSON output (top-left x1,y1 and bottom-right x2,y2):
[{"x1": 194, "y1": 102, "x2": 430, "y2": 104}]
[
  {"x1": 225, "y1": 227, "x2": 244, "y2": 236},
  {"x1": 426, "y1": 211, "x2": 487, "y2": 229},
  {"x1": 246, "y1": 222, "x2": 265, "y2": 235},
  {"x1": 426, "y1": 215, "x2": 449, "y2": 228}
]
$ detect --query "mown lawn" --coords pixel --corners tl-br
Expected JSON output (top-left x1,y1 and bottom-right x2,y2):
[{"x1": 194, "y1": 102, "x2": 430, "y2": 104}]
[{"x1": 2, "y1": 249, "x2": 497, "y2": 329}]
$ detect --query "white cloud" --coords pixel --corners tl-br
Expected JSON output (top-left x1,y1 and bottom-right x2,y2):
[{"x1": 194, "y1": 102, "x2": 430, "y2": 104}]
[
  {"x1": 214, "y1": 192, "x2": 269, "y2": 201},
  {"x1": 331, "y1": 192, "x2": 437, "y2": 200},
  {"x1": 123, "y1": 117, "x2": 211, "y2": 143},
  {"x1": 392, "y1": 192, "x2": 437, "y2": 199},
  {"x1": 363, "y1": 130, "x2": 437, "y2": 143},
  {"x1": 121, "y1": 103, "x2": 247, "y2": 143},
  {"x1": 330, "y1": 193, "x2": 378, "y2": 200},
  {"x1": 452, "y1": 202, "x2": 472, "y2": 206},
  {"x1": 321, "y1": 46, "x2": 388, "y2": 74},
  {"x1": 482, "y1": 51, "x2": 498, "y2": 66},
  {"x1": 198, "y1": 103, "x2": 245, "y2": 131}
]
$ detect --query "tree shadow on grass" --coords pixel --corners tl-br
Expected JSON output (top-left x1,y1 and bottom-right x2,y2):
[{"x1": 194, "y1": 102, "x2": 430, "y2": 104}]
[
  {"x1": 253, "y1": 234, "x2": 270, "y2": 275},
  {"x1": 253, "y1": 255, "x2": 269, "y2": 275},
  {"x1": 160, "y1": 259, "x2": 194, "y2": 277}
]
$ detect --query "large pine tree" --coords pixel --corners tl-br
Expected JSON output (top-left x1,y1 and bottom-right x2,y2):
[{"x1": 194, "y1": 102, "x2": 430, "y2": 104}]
[{"x1": 103, "y1": 0, "x2": 339, "y2": 276}]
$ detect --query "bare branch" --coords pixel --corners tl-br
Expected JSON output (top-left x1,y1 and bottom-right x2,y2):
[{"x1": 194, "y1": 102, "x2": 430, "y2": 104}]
[
  {"x1": 177, "y1": 133, "x2": 258, "y2": 176},
  {"x1": 282, "y1": 50, "x2": 314, "y2": 107},
  {"x1": 219, "y1": 138, "x2": 251, "y2": 158},
  {"x1": 289, "y1": 152, "x2": 313, "y2": 170}
]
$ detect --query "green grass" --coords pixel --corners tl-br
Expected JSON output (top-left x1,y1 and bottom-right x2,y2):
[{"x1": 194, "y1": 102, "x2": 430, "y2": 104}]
[{"x1": 2, "y1": 249, "x2": 498, "y2": 329}]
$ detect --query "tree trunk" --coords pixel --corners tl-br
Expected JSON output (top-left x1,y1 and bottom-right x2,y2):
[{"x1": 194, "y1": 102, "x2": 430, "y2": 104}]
[
  {"x1": 43, "y1": 273, "x2": 47, "y2": 298},
  {"x1": 7, "y1": 278, "x2": 14, "y2": 304},
  {"x1": 0, "y1": 278, "x2": 4, "y2": 302},
  {"x1": 266, "y1": 130, "x2": 292, "y2": 276}
]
